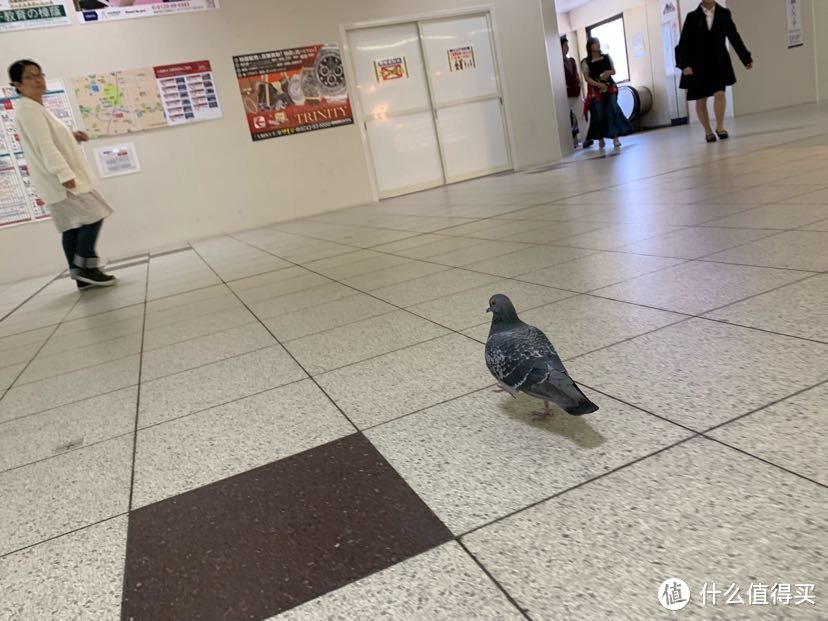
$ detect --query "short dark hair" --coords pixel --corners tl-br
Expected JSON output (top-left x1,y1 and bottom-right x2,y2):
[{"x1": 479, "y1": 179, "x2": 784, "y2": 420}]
[{"x1": 8, "y1": 59, "x2": 41, "y2": 93}]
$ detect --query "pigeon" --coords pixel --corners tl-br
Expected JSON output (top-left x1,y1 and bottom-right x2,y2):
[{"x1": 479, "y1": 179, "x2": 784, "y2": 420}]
[{"x1": 485, "y1": 293, "x2": 599, "y2": 418}]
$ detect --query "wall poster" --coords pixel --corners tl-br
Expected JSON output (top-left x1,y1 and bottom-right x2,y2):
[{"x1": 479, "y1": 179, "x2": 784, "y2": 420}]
[
  {"x1": 0, "y1": 81, "x2": 76, "y2": 228},
  {"x1": 94, "y1": 142, "x2": 140, "y2": 177},
  {"x1": 786, "y1": 0, "x2": 804, "y2": 48},
  {"x1": 233, "y1": 44, "x2": 353, "y2": 141},
  {"x1": 73, "y1": 60, "x2": 221, "y2": 138},
  {"x1": 448, "y1": 46, "x2": 476, "y2": 72},
  {"x1": 73, "y1": 0, "x2": 218, "y2": 23},
  {"x1": 374, "y1": 57, "x2": 409, "y2": 82},
  {"x1": 0, "y1": 0, "x2": 71, "y2": 31}
]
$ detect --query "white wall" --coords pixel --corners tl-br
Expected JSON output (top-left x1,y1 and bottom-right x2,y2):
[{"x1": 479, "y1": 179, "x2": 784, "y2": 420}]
[
  {"x1": 728, "y1": 0, "x2": 818, "y2": 115},
  {"x1": 817, "y1": 0, "x2": 828, "y2": 102},
  {"x1": 0, "y1": 0, "x2": 565, "y2": 283}
]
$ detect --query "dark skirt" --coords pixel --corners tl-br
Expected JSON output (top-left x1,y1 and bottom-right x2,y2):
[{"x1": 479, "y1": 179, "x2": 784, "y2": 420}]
[
  {"x1": 683, "y1": 74, "x2": 733, "y2": 100},
  {"x1": 586, "y1": 94, "x2": 634, "y2": 140}
]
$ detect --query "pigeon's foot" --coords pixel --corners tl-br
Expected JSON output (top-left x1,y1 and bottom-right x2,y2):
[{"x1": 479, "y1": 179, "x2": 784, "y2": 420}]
[{"x1": 531, "y1": 402, "x2": 553, "y2": 420}]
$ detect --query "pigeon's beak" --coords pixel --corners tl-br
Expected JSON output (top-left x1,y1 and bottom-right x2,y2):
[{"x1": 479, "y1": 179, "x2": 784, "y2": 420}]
[{"x1": 485, "y1": 307, "x2": 492, "y2": 313}]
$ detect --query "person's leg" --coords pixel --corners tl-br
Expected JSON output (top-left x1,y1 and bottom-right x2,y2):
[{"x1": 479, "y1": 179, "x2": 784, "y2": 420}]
[
  {"x1": 696, "y1": 97, "x2": 713, "y2": 136},
  {"x1": 713, "y1": 90, "x2": 727, "y2": 133},
  {"x1": 61, "y1": 227, "x2": 79, "y2": 274},
  {"x1": 74, "y1": 219, "x2": 103, "y2": 266},
  {"x1": 73, "y1": 220, "x2": 117, "y2": 286}
]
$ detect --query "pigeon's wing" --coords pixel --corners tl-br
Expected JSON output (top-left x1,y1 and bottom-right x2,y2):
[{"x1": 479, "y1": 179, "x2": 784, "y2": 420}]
[{"x1": 485, "y1": 324, "x2": 567, "y2": 391}]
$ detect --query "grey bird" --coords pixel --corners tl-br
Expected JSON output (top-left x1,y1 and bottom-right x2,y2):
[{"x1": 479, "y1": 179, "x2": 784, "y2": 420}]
[{"x1": 485, "y1": 294, "x2": 599, "y2": 418}]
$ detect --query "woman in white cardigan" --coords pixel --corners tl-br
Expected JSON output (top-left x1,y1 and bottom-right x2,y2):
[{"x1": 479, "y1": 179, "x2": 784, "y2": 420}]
[{"x1": 9, "y1": 59, "x2": 116, "y2": 288}]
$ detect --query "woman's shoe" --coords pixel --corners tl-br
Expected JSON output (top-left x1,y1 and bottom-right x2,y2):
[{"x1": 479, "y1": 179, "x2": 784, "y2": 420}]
[
  {"x1": 613, "y1": 138, "x2": 621, "y2": 148},
  {"x1": 598, "y1": 139, "x2": 606, "y2": 148},
  {"x1": 715, "y1": 129, "x2": 729, "y2": 140},
  {"x1": 75, "y1": 268, "x2": 117, "y2": 287},
  {"x1": 706, "y1": 133, "x2": 717, "y2": 143}
]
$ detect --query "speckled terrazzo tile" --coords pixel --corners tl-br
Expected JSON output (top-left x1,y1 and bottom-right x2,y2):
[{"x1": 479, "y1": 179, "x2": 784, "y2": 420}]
[
  {"x1": 0, "y1": 386, "x2": 136, "y2": 472},
  {"x1": 142, "y1": 304, "x2": 257, "y2": 350},
  {"x1": 272, "y1": 542, "x2": 523, "y2": 620},
  {"x1": 619, "y1": 227, "x2": 777, "y2": 259},
  {"x1": 340, "y1": 260, "x2": 448, "y2": 291},
  {"x1": 518, "y1": 251, "x2": 684, "y2": 293},
  {"x1": 439, "y1": 219, "x2": 540, "y2": 240},
  {"x1": 595, "y1": 260, "x2": 812, "y2": 315},
  {"x1": 0, "y1": 435, "x2": 132, "y2": 555},
  {"x1": 462, "y1": 438, "x2": 828, "y2": 620},
  {"x1": 367, "y1": 388, "x2": 689, "y2": 534},
  {"x1": 0, "y1": 516, "x2": 127, "y2": 621},
  {"x1": 369, "y1": 269, "x2": 501, "y2": 307},
  {"x1": 247, "y1": 281, "x2": 357, "y2": 320},
  {"x1": 0, "y1": 326, "x2": 53, "y2": 358},
  {"x1": 502, "y1": 221, "x2": 608, "y2": 244},
  {"x1": 316, "y1": 334, "x2": 491, "y2": 429},
  {"x1": 567, "y1": 318, "x2": 828, "y2": 431},
  {"x1": 264, "y1": 294, "x2": 395, "y2": 342},
  {"x1": 557, "y1": 222, "x2": 682, "y2": 251},
  {"x1": 122, "y1": 434, "x2": 452, "y2": 620},
  {"x1": 463, "y1": 244, "x2": 594, "y2": 278},
  {"x1": 705, "y1": 274, "x2": 828, "y2": 343},
  {"x1": 141, "y1": 322, "x2": 275, "y2": 381},
  {"x1": 408, "y1": 280, "x2": 573, "y2": 331},
  {"x1": 284, "y1": 310, "x2": 448, "y2": 375},
  {"x1": 132, "y1": 380, "x2": 353, "y2": 508},
  {"x1": 0, "y1": 363, "x2": 24, "y2": 391},
  {"x1": 509, "y1": 295, "x2": 687, "y2": 359},
  {"x1": 39, "y1": 315, "x2": 143, "y2": 358},
  {"x1": 372, "y1": 235, "x2": 485, "y2": 260},
  {"x1": 143, "y1": 283, "x2": 234, "y2": 317},
  {"x1": 426, "y1": 240, "x2": 528, "y2": 267},
  {"x1": 15, "y1": 332, "x2": 142, "y2": 386},
  {"x1": 705, "y1": 231, "x2": 828, "y2": 271},
  {"x1": 304, "y1": 250, "x2": 412, "y2": 280},
  {"x1": 707, "y1": 383, "x2": 828, "y2": 484},
  {"x1": 138, "y1": 345, "x2": 306, "y2": 428},
  {"x1": 232, "y1": 271, "x2": 332, "y2": 305},
  {"x1": 704, "y1": 203, "x2": 828, "y2": 230},
  {"x1": 0, "y1": 355, "x2": 139, "y2": 424},
  {"x1": 799, "y1": 218, "x2": 828, "y2": 231}
]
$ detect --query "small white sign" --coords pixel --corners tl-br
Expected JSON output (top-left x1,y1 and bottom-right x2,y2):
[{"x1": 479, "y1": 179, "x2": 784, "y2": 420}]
[
  {"x1": 94, "y1": 143, "x2": 141, "y2": 178},
  {"x1": 786, "y1": 0, "x2": 804, "y2": 48}
]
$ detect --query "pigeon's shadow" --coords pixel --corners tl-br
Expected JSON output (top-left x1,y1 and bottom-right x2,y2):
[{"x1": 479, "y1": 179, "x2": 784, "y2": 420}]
[{"x1": 500, "y1": 396, "x2": 607, "y2": 449}]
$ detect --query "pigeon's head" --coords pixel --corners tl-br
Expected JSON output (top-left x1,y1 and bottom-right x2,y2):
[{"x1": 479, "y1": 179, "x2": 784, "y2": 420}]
[{"x1": 486, "y1": 294, "x2": 519, "y2": 323}]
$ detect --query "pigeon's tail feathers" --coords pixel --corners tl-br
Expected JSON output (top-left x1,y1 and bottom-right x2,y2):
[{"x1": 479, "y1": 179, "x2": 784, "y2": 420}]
[
  {"x1": 565, "y1": 397, "x2": 599, "y2": 415},
  {"x1": 564, "y1": 383, "x2": 599, "y2": 415}
]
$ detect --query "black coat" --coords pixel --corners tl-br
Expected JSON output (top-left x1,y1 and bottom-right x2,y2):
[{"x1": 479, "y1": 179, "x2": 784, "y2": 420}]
[{"x1": 675, "y1": 4, "x2": 752, "y2": 99}]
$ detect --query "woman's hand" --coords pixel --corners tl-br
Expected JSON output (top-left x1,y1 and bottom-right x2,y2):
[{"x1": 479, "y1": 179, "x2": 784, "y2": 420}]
[
  {"x1": 73, "y1": 131, "x2": 89, "y2": 143},
  {"x1": 682, "y1": 67, "x2": 694, "y2": 76},
  {"x1": 745, "y1": 63, "x2": 753, "y2": 70},
  {"x1": 63, "y1": 179, "x2": 76, "y2": 189},
  {"x1": 598, "y1": 83, "x2": 608, "y2": 92}
]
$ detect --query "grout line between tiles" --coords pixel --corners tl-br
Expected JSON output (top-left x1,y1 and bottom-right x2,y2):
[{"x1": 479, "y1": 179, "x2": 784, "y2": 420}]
[
  {"x1": 456, "y1": 539, "x2": 532, "y2": 619},
  {"x1": 0, "y1": 511, "x2": 129, "y2": 561},
  {"x1": 0, "y1": 273, "x2": 62, "y2": 324},
  {"x1": 458, "y1": 435, "x2": 700, "y2": 540}
]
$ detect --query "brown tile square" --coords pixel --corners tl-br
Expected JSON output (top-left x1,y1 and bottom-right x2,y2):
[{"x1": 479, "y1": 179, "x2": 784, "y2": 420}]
[{"x1": 121, "y1": 434, "x2": 451, "y2": 620}]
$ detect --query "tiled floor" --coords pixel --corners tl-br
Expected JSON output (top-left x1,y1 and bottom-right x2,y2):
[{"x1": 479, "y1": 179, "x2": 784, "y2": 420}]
[{"x1": 1, "y1": 104, "x2": 827, "y2": 620}]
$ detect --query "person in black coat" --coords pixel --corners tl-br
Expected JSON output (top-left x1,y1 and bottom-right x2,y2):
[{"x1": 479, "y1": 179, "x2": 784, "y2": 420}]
[{"x1": 675, "y1": 0, "x2": 753, "y2": 142}]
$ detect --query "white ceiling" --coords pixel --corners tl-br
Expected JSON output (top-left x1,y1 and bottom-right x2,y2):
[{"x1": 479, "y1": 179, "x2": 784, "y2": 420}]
[{"x1": 555, "y1": 0, "x2": 593, "y2": 13}]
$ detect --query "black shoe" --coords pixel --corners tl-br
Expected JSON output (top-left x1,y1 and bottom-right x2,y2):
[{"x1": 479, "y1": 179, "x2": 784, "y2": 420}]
[
  {"x1": 715, "y1": 129, "x2": 729, "y2": 140},
  {"x1": 706, "y1": 133, "x2": 717, "y2": 143},
  {"x1": 75, "y1": 268, "x2": 117, "y2": 287},
  {"x1": 582, "y1": 139, "x2": 594, "y2": 148},
  {"x1": 76, "y1": 281, "x2": 92, "y2": 290}
]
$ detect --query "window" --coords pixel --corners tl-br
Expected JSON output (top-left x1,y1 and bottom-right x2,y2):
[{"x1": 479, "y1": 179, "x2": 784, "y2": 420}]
[{"x1": 586, "y1": 14, "x2": 630, "y2": 83}]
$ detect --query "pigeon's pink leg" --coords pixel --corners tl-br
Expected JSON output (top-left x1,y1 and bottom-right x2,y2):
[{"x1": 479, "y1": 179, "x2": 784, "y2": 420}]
[{"x1": 531, "y1": 401, "x2": 553, "y2": 420}]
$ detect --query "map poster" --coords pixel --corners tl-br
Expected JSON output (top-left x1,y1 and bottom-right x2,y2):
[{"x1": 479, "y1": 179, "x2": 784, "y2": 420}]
[
  {"x1": 233, "y1": 44, "x2": 353, "y2": 142},
  {"x1": 0, "y1": 80, "x2": 76, "y2": 228},
  {"x1": 448, "y1": 46, "x2": 475, "y2": 72},
  {"x1": 73, "y1": 0, "x2": 218, "y2": 24},
  {"x1": 0, "y1": 1, "x2": 71, "y2": 32},
  {"x1": 373, "y1": 57, "x2": 408, "y2": 82},
  {"x1": 73, "y1": 59, "x2": 221, "y2": 138}
]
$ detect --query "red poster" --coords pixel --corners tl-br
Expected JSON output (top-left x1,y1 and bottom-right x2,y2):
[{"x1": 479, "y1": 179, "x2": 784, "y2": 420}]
[{"x1": 233, "y1": 44, "x2": 353, "y2": 141}]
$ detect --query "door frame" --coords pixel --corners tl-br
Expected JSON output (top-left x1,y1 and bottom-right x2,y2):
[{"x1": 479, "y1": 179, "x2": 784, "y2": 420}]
[{"x1": 340, "y1": 5, "x2": 517, "y2": 201}]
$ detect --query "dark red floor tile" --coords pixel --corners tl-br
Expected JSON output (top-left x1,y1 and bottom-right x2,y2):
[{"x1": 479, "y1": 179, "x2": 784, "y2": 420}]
[{"x1": 121, "y1": 433, "x2": 451, "y2": 620}]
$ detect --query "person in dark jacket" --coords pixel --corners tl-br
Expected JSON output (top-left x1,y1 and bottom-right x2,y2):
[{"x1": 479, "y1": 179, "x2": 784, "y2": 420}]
[
  {"x1": 561, "y1": 35, "x2": 581, "y2": 148},
  {"x1": 675, "y1": 0, "x2": 753, "y2": 142}
]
